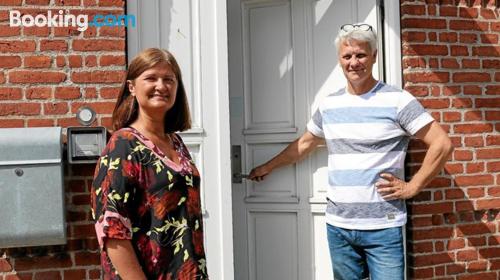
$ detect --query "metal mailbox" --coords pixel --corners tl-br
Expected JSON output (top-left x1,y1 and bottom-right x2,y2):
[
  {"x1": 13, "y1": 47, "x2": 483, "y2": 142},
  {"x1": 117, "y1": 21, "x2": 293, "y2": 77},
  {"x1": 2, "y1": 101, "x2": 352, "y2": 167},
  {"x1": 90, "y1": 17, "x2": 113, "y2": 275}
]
[{"x1": 0, "y1": 127, "x2": 66, "y2": 248}]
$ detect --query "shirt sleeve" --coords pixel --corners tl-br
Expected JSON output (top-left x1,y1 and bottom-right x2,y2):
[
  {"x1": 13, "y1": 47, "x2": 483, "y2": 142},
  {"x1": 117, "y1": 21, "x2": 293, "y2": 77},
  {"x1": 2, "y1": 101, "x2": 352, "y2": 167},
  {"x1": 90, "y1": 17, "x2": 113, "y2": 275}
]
[
  {"x1": 307, "y1": 108, "x2": 325, "y2": 138},
  {"x1": 91, "y1": 133, "x2": 138, "y2": 250},
  {"x1": 397, "y1": 91, "x2": 435, "y2": 135}
]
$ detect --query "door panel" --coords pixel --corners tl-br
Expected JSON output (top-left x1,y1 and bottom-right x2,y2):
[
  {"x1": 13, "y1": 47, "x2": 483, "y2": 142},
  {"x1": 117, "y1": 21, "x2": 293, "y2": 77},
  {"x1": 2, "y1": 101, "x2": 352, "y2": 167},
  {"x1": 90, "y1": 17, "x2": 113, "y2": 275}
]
[{"x1": 229, "y1": 0, "x2": 379, "y2": 279}]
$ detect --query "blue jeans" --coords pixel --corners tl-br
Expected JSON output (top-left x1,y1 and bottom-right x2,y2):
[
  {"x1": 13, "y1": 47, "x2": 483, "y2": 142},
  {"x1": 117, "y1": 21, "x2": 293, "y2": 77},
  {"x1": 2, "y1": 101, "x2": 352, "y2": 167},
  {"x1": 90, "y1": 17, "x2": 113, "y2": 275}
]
[{"x1": 327, "y1": 224, "x2": 404, "y2": 280}]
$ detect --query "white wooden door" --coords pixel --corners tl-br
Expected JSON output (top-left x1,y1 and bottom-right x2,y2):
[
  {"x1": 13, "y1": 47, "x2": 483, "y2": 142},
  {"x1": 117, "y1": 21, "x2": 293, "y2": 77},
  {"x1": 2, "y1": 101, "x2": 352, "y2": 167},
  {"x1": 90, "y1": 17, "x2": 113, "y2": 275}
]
[{"x1": 228, "y1": 0, "x2": 379, "y2": 279}]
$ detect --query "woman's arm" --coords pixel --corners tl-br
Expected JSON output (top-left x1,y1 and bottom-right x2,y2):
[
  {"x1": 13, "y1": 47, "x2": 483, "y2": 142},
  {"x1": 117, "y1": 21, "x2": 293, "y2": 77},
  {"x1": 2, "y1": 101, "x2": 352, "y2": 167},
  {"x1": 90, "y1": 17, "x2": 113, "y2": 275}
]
[{"x1": 106, "y1": 239, "x2": 147, "y2": 280}]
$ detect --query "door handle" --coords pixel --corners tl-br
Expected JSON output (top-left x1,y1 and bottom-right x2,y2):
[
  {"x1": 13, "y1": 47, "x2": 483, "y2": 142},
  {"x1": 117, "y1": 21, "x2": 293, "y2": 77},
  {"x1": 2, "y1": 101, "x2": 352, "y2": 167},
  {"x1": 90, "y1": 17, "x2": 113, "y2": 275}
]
[{"x1": 231, "y1": 145, "x2": 249, "y2": 183}]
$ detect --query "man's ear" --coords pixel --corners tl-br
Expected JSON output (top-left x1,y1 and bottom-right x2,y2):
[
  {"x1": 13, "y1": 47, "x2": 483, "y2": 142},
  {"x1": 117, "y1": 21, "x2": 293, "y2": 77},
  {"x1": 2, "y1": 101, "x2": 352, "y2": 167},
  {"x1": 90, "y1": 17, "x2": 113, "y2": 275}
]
[
  {"x1": 127, "y1": 80, "x2": 135, "y2": 96},
  {"x1": 373, "y1": 49, "x2": 378, "y2": 60}
]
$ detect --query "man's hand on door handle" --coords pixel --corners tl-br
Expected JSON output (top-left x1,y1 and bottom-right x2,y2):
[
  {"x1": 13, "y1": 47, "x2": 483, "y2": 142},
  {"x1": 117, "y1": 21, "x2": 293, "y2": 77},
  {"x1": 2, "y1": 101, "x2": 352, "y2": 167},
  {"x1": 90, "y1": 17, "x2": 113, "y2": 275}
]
[{"x1": 248, "y1": 164, "x2": 271, "y2": 182}]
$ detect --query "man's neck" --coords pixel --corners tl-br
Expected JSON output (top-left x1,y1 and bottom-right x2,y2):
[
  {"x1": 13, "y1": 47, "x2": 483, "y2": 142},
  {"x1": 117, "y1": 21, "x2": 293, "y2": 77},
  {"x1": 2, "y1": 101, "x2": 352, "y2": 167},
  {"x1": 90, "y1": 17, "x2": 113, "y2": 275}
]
[{"x1": 347, "y1": 78, "x2": 378, "y2": 95}]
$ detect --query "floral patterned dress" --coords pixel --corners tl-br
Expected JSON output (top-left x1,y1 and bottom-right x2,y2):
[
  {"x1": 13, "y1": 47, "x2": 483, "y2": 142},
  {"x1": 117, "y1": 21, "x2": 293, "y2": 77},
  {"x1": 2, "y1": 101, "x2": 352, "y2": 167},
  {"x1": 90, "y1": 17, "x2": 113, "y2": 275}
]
[{"x1": 91, "y1": 127, "x2": 208, "y2": 280}]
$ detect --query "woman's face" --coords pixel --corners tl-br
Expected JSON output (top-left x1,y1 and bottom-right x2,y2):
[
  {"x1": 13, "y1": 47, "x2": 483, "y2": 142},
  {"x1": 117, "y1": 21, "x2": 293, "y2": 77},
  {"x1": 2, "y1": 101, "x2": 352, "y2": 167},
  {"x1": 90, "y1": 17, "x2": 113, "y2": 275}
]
[{"x1": 128, "y1": 62, "x2": 178, "y2": 115}]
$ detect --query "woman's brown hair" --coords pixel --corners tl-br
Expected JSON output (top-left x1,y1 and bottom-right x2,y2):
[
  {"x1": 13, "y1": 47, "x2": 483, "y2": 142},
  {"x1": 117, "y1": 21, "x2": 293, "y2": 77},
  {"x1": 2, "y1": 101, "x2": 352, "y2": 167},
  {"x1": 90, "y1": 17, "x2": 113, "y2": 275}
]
[{"x1": 112, "y1": 48, "x2": 191, "y2": 133}]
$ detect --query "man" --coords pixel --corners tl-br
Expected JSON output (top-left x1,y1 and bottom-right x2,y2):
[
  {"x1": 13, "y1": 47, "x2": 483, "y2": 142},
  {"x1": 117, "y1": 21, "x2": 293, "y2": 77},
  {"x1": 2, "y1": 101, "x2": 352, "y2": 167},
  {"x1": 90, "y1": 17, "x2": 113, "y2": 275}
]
[{"x1": 248, "y1": 23, "x2": 453, "y2": 280}]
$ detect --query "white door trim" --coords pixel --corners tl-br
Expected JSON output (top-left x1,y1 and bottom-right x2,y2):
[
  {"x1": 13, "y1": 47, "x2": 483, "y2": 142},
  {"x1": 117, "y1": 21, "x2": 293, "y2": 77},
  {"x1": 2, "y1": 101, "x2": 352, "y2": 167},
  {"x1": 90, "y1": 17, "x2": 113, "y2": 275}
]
[{"x1": 383, "y1": 0, "x2": 402, "y2": 88}]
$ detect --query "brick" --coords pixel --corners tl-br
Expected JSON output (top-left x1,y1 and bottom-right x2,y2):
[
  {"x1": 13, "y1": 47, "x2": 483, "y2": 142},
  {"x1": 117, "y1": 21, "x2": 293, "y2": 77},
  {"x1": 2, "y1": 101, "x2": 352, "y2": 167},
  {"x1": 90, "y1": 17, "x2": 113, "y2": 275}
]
[
  {"x1": 98, "y1": 0, "x2": 125, "y2": 7},
  {"x1": 0, "y1": 88, "x2": 22, "y2": 100},
  {"x1": 480, "y1": 8, "x2": 496, "y2": 19},
  {"x1": 455, "y1": 175, "x2": 494, "y2": 186},
  {"x1": 401, "y1": 18, "x2": 447, "y2": 29},
  {"x1": 14, "y1": 255, "x2": 72, "y2": 270},
  {"x1": 462, "y1": 59, "x2": 481, "y2": 68},
  {"x1": 477, "y1": 148, "x2": 500, "y2": 159},
  {"x1": 85, "y1": 55, "x2": 97, "y2": 67},
  {"x1": 485, "y1": 85, "x2": 500, "y2": 95},
  {"x1": 486, "y1": 161, "x2": 500, "y2": 172},
  {"x1": 0, "y1": 103, "x2": 41, "y2": 116},
  {"x1": 40, "y1": 40, "x2": 68, "y2": 51},
  {"x1": 72, "y1": 194, "x2": 90, "y2": 205},
  {"x1": 447, "y1": 263, "x2": 466, "y2": 275},
  {"x1": 440, "y1": 6, "x2": 458, "y2": 16},
  {"x1": 0, "y1": 258, "x2": 12, "y2": 272},
  {"x1": 84, "y1": 87, "x2": 98, "y2": 98},
  {"x1": 451, "y1": 46, "x2": 469, "y2": 56},
  {"x1": 402, "y1": 31, "x2": 426, "y2": 42},
  {"x1": 443, "y1": 112, "x2": 461, "y2": 122},
  {"x1": 456, "y1": 201, "x2": 475, "y2": 211},
  {"x1": 72, "y1": 39, "x2": 125, "y2": 51},
  {"x1": 480, "y1": 33, "x2": 499, "y2": 44},
  {"x1": 486, "y1": 111, "x2": 500, "y2": 120},
  {"x1": 0, "y1": 41, "x2": 36, "y2": 52},
  {"x1": 414, "y1": 252, "x2": 454, "y2": 266},
  {"x1": 473, "y1": 46, "x2": 500, "y2": 56},
  {"x1": 459, "y1": 7, "x2": 479, "y2": 18},
  {"x1": 57, "y1": 117, "x2": 81, "y2": 127},
  {"x1": 74, "y1": 251, "x2": 100, "y2": 266},
  {"x1": 100, "y1": 87, "x2": 121, "y2": 99},
  {"x1": 55, "y1": 87, "x2": 81, "y2": 99},
  {"x1": 441, "y1": 58, "x2": 459, "y2": 69},
  {"x1": 488, "y1": 187, "x2": 500, "y2": 197},
  {"x1": 6, "y1": 274, "x2": 33, "y2": 280},
  {"x1": 453, "y1": 72, "x2": 490, "y2": 82},
  {"x1": 485, "y1": 135, "x2": 500, "y2": 145},
  {"x1": 27, "y1": 119, "x2": 55, "y2": 127},
  {"x1": 26, "y1": 87, "x2": 52, "y2": 99},
  {"x1": 44, "y1": 102, "x2": 69, "y2": 115},
  {"x1": 445, "y1": 189, "x2": 465, "y2": 199},
  {"x1": 24, "y1": 56, "x2": 52, "y2": 68},
  {"x1": 421, "y1": 99, "x2": 450, "y2": 109},
  {"x1": 54, "y1": 0, "x2": 80, "y2": 5},
  {"x1": 99, "y1": 55, "x2": 126, "y2": 66},
  {"x1": 405, "y1": 72, "x2": 449, "y2": 83},
  {"x1": 71, "y1": 224, "x2": 95, "y2": 238},
  {"x1": 444, "y1": 163, "x2": 463, "y2": 174},
  {"x1": 459, "y1": 33, "x2": 478, "y2": 43},
  {"x1": 457, "y1": 223, "x2": 496, "y2": 236},
  {"x1": 403, "y1": 44, "x2": 448, "y2": 56},
  {"x1": 63, "y1": 270, "x2": 86, "y2": 280},
  {"x1": 53, "y1": 26, "x2": 81, "y2": 37},
  {"x1": 454, "y1": 150, "x2": 473, "y2": 161},
  {"x1": 429, "y1": 58, "x2": 439, "y2": 68},
  {"x1": 71, "y1": 101, "x2": 116, "y2": 114},
  {"x1": 0, "y1": 119, "x2": 24, "y2": 127},
  {"x1": 10, "y1": 71, "x2": 66, "y2": 84},
  {"x1": 56, "y1": 56, "x2": 65, "y2": 67},
  {"x1": 412, "y1": 202, "x2": 454, "y2": 215},
  {"x1": 71, "y1": 71, "x2": 125, "y2": 83},
  {"x1": 476, "y1": 98, "x2": 500, "y2": 108},
  {"x1": 0, "y1": 26, "x2": 20, "y2": 37},
  {"x1": 0, "y1": 56, "x2": 21, "y2": 68},
  {"x1": 467, "y1": 261, "x2": 488, "y2": 272},
  {"x1": 26, "y1": 0, "x2": 50, "y2": 3},
  {"x1": 33, "y1": 271, "x2": 61, "y2": 280},
  {"x1": 0, "y1": 0, "x2": 22, "y2": 5},
  {"x1": 464, "y1": 86, "x2": 482, "y2": 95},
  {"x1": 83, "y1": 0, "x2": 97, "y2": 6},
  {"x1": 483, "y1": 59, "x2": 500, "y2": 69},
  {"x1": 24, "y1": 26, "x2": 50, "y2": 36},
  {"x1": 452, "y1": 98, "x2": 473, "y2": 108},
  {"x1": 466, "y1": 162, "x2": 484, "y2": 173},
  {"x1": 447, "y1": 239, "x2": 466, "y2": 250},
  {"x1": 411, "y1": 267, "x2": 434, "y2": 278},
  {"x1": 99, "y1": 26, "x2": 126, "y2": 37},
  {"x1": 68, "y1": 55, "x2": 83, "y2": 68}
]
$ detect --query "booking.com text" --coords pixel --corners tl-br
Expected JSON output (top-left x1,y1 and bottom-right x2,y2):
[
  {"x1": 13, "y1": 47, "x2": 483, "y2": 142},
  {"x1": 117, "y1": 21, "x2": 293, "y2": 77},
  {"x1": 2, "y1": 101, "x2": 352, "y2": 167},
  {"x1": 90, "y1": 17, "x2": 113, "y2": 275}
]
[{"x1": 9, "y1": 10, "x2": 136, "y2": 32}]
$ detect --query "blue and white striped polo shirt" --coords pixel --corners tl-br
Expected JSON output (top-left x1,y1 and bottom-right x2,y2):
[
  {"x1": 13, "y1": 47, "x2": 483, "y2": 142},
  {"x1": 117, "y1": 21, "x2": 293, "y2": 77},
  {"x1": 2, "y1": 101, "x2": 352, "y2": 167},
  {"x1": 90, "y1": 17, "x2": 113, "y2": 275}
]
[{"x1": 307, "y1": 81, "x2": 434, "y2": 230}]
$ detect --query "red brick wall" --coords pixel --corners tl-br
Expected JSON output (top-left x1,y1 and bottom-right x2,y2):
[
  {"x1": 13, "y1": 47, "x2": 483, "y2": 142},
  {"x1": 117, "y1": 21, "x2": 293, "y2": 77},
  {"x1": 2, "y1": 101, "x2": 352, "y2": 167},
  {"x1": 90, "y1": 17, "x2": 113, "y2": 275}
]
[
  {"x1": 401, "y1": 0, "x2": 500, "y2": 279},
  {"x1": 0, "y1": 0, "x2": 126, "y2": 279}
]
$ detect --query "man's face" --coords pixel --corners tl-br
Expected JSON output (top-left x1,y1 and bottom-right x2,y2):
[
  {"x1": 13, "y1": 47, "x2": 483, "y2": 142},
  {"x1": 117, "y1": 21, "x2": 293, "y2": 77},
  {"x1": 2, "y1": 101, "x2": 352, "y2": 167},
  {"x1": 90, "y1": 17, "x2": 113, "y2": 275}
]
[{"x1": 338, "y1": 39, "x2": 377, "y2": 85}]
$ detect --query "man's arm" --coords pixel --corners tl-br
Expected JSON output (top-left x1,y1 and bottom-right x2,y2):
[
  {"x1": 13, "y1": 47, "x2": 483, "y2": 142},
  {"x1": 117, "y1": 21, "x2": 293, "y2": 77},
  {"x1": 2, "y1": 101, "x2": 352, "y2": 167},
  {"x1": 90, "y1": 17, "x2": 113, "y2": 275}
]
[
  {"x1": 248, "y1": 131, "x2": 324, "y2": 181},
  {"x1": 106, "y1": 239, "x2": 147, "y2": 280},
  {"x1": 377, "y1": 121, "x2": 454, "y2": 199}
]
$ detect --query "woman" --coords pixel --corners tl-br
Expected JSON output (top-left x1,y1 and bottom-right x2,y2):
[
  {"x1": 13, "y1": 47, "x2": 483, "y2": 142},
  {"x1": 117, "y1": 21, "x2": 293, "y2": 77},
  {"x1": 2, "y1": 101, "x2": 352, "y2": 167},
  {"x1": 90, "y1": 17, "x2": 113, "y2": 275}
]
[{"x1": 91, "y1": 48, "x2": 208, "y2": 280}]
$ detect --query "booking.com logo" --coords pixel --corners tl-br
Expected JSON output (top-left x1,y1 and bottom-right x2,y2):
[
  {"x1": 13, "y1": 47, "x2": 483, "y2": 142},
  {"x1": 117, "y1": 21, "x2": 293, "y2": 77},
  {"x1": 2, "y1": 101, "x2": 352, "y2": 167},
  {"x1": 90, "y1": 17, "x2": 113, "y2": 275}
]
[{"x1": 9, "y1": 10, "x2": 136, "y2": 32}]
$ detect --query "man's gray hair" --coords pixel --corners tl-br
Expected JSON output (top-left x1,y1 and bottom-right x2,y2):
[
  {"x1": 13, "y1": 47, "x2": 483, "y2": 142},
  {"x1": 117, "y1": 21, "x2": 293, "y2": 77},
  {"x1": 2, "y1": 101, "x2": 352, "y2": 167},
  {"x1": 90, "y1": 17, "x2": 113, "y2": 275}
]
[{"x1": 334, "y1": 24, "x2": 378, "y2": 54}]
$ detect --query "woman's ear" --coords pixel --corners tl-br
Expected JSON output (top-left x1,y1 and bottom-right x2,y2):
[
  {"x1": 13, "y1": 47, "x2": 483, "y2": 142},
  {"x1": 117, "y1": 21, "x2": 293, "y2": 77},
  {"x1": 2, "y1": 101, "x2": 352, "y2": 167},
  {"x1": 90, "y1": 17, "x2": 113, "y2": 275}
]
[{"x1": 127, "y1": 80, "x2": 135, "y2": 96}]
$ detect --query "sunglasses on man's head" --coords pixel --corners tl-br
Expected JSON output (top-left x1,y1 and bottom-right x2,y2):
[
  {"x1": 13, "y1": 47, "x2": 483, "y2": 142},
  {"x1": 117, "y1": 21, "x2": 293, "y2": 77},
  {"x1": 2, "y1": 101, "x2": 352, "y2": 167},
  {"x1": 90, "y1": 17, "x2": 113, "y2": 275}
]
[{"x1": 340, "y1": 24, "x2": 373, "y2": 32}]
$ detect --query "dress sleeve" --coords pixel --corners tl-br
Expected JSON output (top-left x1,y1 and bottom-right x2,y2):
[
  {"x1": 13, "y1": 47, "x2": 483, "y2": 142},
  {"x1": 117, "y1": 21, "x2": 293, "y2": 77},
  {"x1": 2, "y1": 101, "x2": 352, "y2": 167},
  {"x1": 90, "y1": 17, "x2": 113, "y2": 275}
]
[{"x1": 91, "y1": 132, "x2": 138, "y2": 250}]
